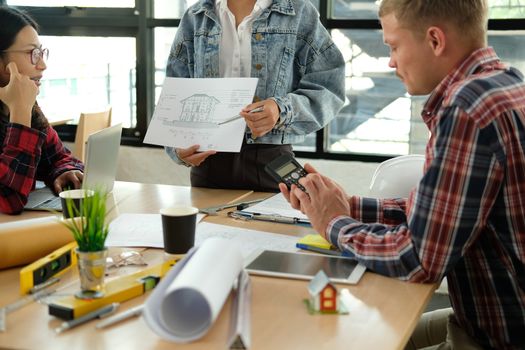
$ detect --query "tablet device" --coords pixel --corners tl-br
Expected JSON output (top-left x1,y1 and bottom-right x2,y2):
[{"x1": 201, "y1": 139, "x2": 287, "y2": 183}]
[{"x1": 245, "y1": 250, "x2": 366, "y2": 284}]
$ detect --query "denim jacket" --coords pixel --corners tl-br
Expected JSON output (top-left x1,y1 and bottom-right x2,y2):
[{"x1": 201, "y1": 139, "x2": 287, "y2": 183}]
[{"x1": 165, "y1": 0, "x2": 345, "y2": 153}]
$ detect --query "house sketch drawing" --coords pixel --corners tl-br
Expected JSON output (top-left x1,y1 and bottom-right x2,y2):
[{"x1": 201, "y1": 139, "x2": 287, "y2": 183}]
[
  {"x1": 143, "y1": 77, "x2": 258, "y2": 152},
  {"x1": 180, "y1": 94, "x2": 220, "y2": 122},
  {"x1": 157, "y1": 94, "x2": 221, "y2": 129}
]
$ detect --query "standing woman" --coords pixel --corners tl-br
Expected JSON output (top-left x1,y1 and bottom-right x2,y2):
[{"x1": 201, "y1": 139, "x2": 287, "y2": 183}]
[
  {"x1": 0, "y1": 6, "x2": 83, "y2": 214},
  {"x1": 165, "y1": 0, "x2": 345, "y2": 191}
]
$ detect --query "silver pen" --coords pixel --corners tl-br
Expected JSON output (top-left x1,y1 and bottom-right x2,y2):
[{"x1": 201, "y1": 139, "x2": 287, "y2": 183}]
[
  {"x1": 250, "y1": 213, "x2": 297, "y2": 224},
  {"x1": 0, "y1": 288, "x2": 56, "y2": 332},
  {"x1": 218, "y1": 106, "x2": 264, "y2": 125},
  {"x1": 95, "y1": 304, "x2": 144, "y2": 329},
  {"x1": 55, "y1": 302, "x2": 120, "y2": 334}
]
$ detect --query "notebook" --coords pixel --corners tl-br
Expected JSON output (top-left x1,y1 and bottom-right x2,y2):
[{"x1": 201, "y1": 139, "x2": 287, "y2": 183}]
[{"x1": 24, "y1": 123, "x2": 122, "y2": 211}]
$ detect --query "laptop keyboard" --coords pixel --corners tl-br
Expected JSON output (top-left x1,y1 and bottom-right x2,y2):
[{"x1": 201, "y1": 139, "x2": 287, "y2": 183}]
[
  {"x1": 35, "y1": 197, "x2": 63, "y2": 210},
  {"x1": 25, "y1": 188, "x2": 63, "y2": 211}
]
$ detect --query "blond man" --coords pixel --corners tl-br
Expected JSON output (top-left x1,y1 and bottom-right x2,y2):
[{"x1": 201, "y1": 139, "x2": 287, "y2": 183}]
[{"x1": 280, "y1": 1, "x2": 525, "y2": 349}]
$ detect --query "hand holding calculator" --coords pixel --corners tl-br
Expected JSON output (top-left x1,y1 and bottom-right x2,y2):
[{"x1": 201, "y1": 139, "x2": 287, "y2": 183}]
[{"x1": 265, "y1": 154, "x2": 308, "y2": 192}]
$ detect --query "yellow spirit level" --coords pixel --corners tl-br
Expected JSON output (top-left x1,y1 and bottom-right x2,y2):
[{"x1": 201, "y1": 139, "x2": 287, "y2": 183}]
[
  {"x1": 19, "y1": 241, "x2": 78, "y2": 295},
  {"x1": 48, "y1": 259, "x2": 177, "y2": 320}
]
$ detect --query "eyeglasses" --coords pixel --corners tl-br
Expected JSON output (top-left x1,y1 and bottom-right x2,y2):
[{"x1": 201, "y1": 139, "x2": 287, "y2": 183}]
[{"x1": 2, "y1": 47, "x2": 49, "y2": 65}]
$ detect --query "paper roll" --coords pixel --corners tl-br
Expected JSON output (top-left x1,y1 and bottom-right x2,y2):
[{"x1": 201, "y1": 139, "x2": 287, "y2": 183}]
[
  {"x1": 143, "y1": 237, "x2": 243, "y2": 342},
  {"x1": 0, "y1": 216, "x2": 74, "y2": 270}
]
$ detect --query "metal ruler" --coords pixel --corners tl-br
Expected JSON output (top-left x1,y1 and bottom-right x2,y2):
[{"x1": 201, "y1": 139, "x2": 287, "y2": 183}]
[{"x1": 0, "y1": 288, "x2": 56, "y2": 332}]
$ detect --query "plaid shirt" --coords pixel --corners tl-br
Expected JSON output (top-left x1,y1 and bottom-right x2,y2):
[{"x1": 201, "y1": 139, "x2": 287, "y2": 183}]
[
  {"x1": 327, "y1": 48, "x2": 525, "y2": 349},
  {"x1": 0, "y1": 123, "x2": 83, "y2": 214}
]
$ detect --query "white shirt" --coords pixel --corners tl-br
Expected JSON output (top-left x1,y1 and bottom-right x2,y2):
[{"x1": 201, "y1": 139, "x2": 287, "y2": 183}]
[{"x1": 216, "y1": 0, "x2": 272, "y2": 77}]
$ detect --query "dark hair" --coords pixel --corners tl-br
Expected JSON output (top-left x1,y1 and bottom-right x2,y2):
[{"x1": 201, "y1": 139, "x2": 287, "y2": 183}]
[
  {"x1": 0, "y1": 6, "x2": 39, "y2": 53},
  {"x1": 0, "y1": 6, "x2": 48, "y2": 132}
]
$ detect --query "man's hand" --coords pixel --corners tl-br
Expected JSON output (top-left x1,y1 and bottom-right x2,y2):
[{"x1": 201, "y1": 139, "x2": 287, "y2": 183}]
[
  {"x1": 279, "y1": 163, "x2": 350, "y2": 238},
  {"x1": 176, "y1": 145, "x2": 217, "y2": 167},
  {"x1": 279, "y1": 163, "x2": 318, "y2": 210},
  {"x1": 54, "y1": 170, "x2": 83, "y2": 193},
  {"x1": 0, "y1": 62, "x2": 37, "y2": 127},
  {"x1": 240, "y1": 99, "x2": 280, "y2": 138}
]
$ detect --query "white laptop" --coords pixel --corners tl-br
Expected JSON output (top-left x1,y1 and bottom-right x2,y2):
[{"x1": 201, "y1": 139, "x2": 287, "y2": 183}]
[{"x1": 25, "y1": 123, "x2": 122, "y2": 211}]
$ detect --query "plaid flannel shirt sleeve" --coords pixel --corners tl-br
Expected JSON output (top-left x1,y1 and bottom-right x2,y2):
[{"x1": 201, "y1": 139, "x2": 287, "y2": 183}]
[
  {"x1": 0, "y1": 124, "x2": 84, "y2": 214},
  {"x1": 37, "y1": 126, "x2": 84, "y2": 189},
  {"x1": 0, "y1": 124, "x2": 45, "y2": 214}
]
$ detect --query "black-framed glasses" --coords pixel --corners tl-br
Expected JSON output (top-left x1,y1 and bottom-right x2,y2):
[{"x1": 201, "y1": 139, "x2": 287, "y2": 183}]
[{"x1": 2, "y1": 47, "x2": 49, "y2": 65}]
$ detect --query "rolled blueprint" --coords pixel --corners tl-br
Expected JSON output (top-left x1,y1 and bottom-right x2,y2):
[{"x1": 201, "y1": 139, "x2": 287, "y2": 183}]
[
  {"x1": 143, "y1": 237, "x2": 243, "y2": 342},
  {"x1": 0, "y1": 216, "x2": 74, "y2": 269}
]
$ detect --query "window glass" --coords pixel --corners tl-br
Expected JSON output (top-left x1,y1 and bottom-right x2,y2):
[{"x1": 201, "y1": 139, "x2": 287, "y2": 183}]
[
  {"x1": 489, "y1": 0, "x2": 525, "y2": 18},
  {"x1": 316, "y1": 29, "x2": 428, "y2": 156},
  {"x1": 154, "y1": 27, "x2": 177, "y2": 105},
  {"x1": 7, "y1": 0, "x2": 134, "y2": 7},
  {"x1": 320, "y1": 29, "x2": 525, "y2": 158},
  {"x1": 488, "y1": 30, "x2": 525, "y2": 72},
  {"x1": 154, "y1": 0, "x2": 198, "y2": 19},
  {"x1": 332, "y1": 0, "x2": 525, "y2": 20},
  {"x1": 37, "y1": 36, "x2": 136, "y2": 128},
  {"x1": 331, "y1": 0, "x2": 379, "y2": 19}
]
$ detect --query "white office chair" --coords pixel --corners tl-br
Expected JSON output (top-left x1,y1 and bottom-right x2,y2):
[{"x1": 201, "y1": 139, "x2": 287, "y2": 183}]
[{"x1": 369, "y1": 154, "x2": 449, "y2": 295}]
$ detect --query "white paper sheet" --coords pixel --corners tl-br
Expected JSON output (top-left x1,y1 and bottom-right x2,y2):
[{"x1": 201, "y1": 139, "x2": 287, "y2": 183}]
[
  {"x1": 143, "y1": 238, "x2": 243, "y2": 342},
  {"x1": 106, "y1": 214, "x2": 298, "y2": 260},
  {"x1": 242, "y1": 193, "x2": 309, "y2": 220},
  {"x1": 143, "y1": 77, "x2": 258, "y2": 152},
  {"x1": 105, "y1": 213, "x2": 205, "y2": 248}
]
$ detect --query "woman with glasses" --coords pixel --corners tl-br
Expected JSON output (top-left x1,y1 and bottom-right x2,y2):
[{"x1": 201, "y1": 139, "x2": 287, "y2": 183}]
[{"x1": 0, "y1": 6, "x2": 83, "y2": 214}]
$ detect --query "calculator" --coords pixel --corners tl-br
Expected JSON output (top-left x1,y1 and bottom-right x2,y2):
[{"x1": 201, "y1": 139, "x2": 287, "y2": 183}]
[{"x1": 265, "y1": 154, "x2": 307, "y2": 192}]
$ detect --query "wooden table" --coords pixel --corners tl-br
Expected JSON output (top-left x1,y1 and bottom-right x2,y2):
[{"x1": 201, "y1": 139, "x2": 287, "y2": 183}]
[{"x1": 0, "y1": 181, "x2": 436, "y2": 350}]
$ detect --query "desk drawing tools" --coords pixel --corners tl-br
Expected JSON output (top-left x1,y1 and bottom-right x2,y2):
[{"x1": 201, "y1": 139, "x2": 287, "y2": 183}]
[
  {"x1": 95, "y1": 304, "x2": 144, "y2": 329},
  {"x1": 227, "y1": 270, "x2": 251, "y2": 349},
  {"x1": 20, "y1": 241, "x2": 78, "y2": 295},
  {"x1": 55, "y1": 303, "x2": 119, "y2": 334},
  {"x1": 199, "y1": 198, "x2": 264, "y2": 215},
  {"x1": 0, "y1": 288, "x2": 56, "y2": 332},
  {"x1": 48, "y1": 259, "x2": 177, "y2": 320},
  {"x1": 229, "y1": 210, "x2": 310, "y2": 225}
]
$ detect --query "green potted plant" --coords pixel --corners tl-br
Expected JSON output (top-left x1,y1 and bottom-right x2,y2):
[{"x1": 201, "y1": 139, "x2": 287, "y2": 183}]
[{"x1": 61, "y1": 188, "x2": 110, "y2": 299}]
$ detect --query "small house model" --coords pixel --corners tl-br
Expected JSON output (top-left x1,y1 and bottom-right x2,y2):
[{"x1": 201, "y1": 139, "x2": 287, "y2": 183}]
[{"x1": 308, "y1": 270, "x2": 338, "y2": 313}]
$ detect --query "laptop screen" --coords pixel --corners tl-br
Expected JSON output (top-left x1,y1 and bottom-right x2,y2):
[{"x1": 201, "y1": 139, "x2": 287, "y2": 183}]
[
  {"x1": 24, "y1": 123, "x2": 122, "y2": 211},
  {"x1": 82, "y1": 123, "x2": 122, "y2": 192}
]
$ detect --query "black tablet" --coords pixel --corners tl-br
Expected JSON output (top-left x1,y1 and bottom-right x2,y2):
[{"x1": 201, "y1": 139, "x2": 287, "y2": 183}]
[{"x1": 245, "y1": 250, "x2": 366, "y2": 284}]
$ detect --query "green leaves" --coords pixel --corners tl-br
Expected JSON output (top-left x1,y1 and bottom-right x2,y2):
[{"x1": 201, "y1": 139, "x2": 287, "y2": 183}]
[{"x1": 62, "y1": 189, "x2": 110, "y2": 252}]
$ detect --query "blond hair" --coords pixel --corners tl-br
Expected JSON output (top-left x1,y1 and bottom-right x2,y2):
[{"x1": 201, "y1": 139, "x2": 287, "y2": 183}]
[{"x1": 378, "y1": 0, "x2": 487, "y2": 44}]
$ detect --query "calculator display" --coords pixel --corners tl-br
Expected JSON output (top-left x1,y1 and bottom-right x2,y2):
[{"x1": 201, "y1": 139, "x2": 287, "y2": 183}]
[
  {"x1": 276, "y1": 163, "x2": 297, "y2": 177},
  {"x1": 265, "y1": 154, "x2": 308, "y2": 192}
]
